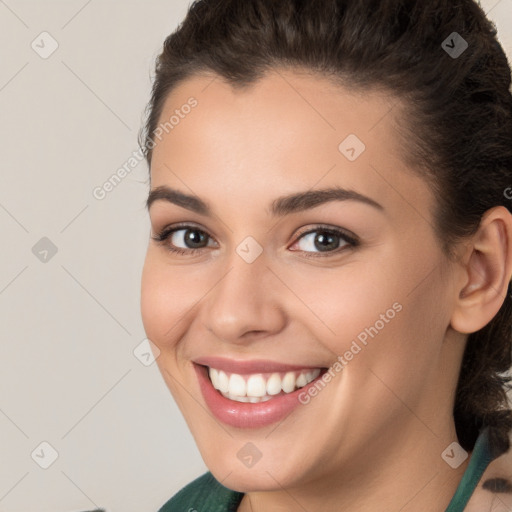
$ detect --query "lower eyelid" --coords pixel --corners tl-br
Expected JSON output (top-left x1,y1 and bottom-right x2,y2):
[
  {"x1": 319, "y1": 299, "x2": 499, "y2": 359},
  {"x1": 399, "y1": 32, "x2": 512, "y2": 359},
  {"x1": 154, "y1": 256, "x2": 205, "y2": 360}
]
[{"x1": 156, "y1": 225, "x2": 357, "y2": 255}]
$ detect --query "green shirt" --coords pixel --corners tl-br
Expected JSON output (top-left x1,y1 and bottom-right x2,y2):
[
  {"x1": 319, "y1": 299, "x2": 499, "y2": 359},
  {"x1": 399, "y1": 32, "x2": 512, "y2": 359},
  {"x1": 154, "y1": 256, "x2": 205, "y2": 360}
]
[{"x1": 158, "y1": 427, "x2": 498, "y2": 512}]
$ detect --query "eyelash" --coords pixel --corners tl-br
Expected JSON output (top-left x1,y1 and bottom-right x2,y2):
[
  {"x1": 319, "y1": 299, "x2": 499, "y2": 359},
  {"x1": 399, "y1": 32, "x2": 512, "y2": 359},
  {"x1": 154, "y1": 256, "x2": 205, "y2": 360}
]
[{"x1": 151, "y1": 223, "x2": 359, "y2": 258}]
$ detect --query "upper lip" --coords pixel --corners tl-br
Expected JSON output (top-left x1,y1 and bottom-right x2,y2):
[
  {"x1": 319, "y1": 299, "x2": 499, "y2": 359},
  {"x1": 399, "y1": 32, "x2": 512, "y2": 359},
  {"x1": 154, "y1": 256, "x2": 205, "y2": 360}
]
[{"x1": 193, "y1": 356, "x2": 325, "y2": 374}]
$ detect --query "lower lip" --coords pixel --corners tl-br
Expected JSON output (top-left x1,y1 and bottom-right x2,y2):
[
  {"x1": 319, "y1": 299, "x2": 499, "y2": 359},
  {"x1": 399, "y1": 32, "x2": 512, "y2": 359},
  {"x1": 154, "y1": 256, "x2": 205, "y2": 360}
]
[{"x1": 194, "y1": 364, "x2": 326, "y2": 429}]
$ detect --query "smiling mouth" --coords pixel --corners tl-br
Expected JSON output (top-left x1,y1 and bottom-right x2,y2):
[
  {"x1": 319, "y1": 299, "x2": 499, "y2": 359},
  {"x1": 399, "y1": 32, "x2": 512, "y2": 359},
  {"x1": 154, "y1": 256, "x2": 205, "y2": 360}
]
[{"x1": 205, "y1": 366, "x2": 327, "y2": 403}]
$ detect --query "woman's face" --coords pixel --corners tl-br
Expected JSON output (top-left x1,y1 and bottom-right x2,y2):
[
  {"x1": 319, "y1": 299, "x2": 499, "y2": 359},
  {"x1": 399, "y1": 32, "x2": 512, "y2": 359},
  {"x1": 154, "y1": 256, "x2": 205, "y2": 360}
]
[{"x1": 141, "y1": 69, "x2": 467, "y2": 491}]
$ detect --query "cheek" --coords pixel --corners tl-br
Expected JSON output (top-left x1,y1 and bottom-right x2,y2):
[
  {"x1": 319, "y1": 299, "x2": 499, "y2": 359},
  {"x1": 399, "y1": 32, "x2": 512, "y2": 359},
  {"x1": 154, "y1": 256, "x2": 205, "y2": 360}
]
[
  {"x1": 340, "y1": 271, "x2": 451, "y2": 418},
  {"x1": 285, "y1": 261, "x2": 404, "y2": 358},
  {"x1": 300, "y1": 250, "x2": 448, "y2": 382},
  {"x1": 140, "y1": 251, "x2": 203, "y2": 349}
]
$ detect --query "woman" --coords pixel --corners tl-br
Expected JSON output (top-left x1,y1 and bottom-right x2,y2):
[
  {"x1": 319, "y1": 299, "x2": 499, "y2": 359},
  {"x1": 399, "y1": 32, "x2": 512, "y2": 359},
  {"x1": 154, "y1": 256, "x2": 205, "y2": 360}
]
[{"x1": 139, "y1": 0, "x2": 512, "y2": 510}]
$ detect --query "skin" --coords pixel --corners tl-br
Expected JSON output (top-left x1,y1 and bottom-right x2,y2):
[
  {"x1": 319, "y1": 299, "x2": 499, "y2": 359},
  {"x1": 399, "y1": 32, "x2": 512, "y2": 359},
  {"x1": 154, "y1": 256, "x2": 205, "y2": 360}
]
[{"x1": 140, "y1": 68, "x2": 512, "y2": 512}]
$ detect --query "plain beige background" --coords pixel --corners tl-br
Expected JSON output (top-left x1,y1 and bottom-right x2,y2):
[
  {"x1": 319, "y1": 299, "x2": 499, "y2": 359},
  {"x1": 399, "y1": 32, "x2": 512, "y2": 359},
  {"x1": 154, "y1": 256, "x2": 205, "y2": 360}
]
[{"x1": 0, "y1": 1, "x2": 511, "y2": 511}]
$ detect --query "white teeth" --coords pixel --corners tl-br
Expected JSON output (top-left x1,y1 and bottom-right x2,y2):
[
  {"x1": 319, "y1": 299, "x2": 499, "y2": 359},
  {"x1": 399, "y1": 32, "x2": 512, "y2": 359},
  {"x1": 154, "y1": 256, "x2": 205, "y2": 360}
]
[
  {"x1": 282, "y1": 372, "x2": 296, "y2": 393},
  {"x1": 232, "y1": 394, "x2": 249, "y2": 402},
  {"x1": 296, "y1": 372, "x2": 307, "y2": 388},
  {"x1": 266, "y1": 373, "x2": 282, "y2": 395},
  {"x1": 208, "y1": 366, "x2": 323, "y2": 402},
  {"x1": 217, "y1": 370, "x2": 229, "y2": 393},
  {"x1": 209, "y1": 367, "x2": 219, "y2": 389},
  {"x1": 309, "y1": 368, "x2": 321, "y2": 381},
  {"x1": 221, "y1": 392, "x2": 274, "y2": 403},
  {"x1": 229, "y1": 374, "x2": 246, "y2": 396},
  {"x1": 246, "y1": 374, "x2": 267, "y2": 397}
]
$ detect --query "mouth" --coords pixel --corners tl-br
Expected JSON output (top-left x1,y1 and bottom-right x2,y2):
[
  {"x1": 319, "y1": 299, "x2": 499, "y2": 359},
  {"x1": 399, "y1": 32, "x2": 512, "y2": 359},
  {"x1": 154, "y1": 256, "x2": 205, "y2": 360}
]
[
  {"x1": 207, "y1": 366, "x2": 322, "y2": 403},
  {"x1": 192, "y1": 357, "x2": 329, "y2": 428}
]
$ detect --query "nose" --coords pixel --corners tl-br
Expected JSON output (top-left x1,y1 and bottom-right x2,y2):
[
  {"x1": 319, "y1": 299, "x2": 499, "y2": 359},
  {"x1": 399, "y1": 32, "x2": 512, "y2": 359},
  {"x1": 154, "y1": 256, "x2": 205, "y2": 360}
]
[{"x1": 199, "y1": 250, "x2": 287, "y2": 344}]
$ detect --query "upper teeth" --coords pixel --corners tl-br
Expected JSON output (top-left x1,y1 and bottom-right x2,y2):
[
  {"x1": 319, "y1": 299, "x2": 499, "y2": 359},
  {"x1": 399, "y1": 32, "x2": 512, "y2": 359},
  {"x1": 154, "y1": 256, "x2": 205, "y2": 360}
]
[{"x1": 208, "y1": 367, "x2": 322, "y2": 403}]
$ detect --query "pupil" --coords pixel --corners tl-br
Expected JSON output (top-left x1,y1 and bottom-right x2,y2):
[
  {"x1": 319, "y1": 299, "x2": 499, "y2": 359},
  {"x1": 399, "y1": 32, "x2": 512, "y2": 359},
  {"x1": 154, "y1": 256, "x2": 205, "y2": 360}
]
[
  {"x1": 315, "y1": 232, "x2": 338, "y2": 251},
  {"x1": 186, "y1": 229, "x2": 206, "y2": 248}
]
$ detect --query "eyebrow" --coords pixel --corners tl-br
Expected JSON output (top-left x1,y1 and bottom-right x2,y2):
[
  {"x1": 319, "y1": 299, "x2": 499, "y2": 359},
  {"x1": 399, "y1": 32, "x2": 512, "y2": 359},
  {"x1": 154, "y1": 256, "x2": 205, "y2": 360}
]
[
  {"x1": 146, "y1": 185, "x2": 384, "y2": 216},
  {"x1": 482, "y1": 477, "x2": 512, "y2": 494}
]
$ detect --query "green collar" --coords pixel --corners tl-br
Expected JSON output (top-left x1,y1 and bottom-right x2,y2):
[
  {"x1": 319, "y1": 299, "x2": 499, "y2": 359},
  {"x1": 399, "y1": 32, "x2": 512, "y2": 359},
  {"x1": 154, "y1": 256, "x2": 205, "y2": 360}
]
[{"x1": 445, "y1": 426, "x2": 497, "y2": 511}]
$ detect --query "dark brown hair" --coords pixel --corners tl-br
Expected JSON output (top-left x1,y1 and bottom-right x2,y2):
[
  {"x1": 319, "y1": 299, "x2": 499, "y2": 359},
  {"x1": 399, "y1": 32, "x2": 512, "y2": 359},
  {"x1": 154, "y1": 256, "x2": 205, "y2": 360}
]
[{"x1": 140, "y1": 0, "x2": 512, "y2": 455}]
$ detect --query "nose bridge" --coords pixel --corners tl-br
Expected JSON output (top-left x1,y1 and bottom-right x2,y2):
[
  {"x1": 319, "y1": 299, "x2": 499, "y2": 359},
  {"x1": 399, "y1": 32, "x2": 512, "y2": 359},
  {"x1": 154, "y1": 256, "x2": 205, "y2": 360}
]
[{"x1": 201, "y1": 243, "x2": 285, "y2": 342}]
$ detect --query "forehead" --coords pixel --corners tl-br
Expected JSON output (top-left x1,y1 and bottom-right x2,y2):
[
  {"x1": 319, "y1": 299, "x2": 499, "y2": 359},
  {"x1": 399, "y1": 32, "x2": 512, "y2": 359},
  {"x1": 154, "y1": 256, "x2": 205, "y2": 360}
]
[
  {"x1": 149, "y1": 69, "x2": 433, "y2": 223},
  {"x1": 155, "y1": 69, "x2": 400, "y2": 148}
]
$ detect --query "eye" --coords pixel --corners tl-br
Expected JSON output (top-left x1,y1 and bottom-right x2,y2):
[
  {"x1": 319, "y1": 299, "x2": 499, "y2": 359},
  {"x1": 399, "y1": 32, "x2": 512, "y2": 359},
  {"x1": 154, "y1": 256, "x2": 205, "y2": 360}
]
[
  {"x1": 151, "y1": 224, "x2": 216, "y2": 255},
  {"x1": 289, "y1": 226, "x2": 359, "y2": 258},
  {"x1": 152, "y1": 223, "x2": 359, "y2": 258}
]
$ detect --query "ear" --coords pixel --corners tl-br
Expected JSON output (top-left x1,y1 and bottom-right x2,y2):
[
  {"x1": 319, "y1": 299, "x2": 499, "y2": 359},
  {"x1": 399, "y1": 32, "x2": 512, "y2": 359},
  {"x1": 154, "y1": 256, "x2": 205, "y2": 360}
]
[{"x1": 450, "y1": 206, "x2": 512, "y2": 334}]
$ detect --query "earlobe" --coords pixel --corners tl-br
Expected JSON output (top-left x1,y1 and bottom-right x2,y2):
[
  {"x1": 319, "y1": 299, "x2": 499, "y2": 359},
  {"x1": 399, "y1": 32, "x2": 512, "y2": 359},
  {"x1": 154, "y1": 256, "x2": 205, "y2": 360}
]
[{"x1": 450, "y1": 206, "x2": 512, "y2": 334}]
